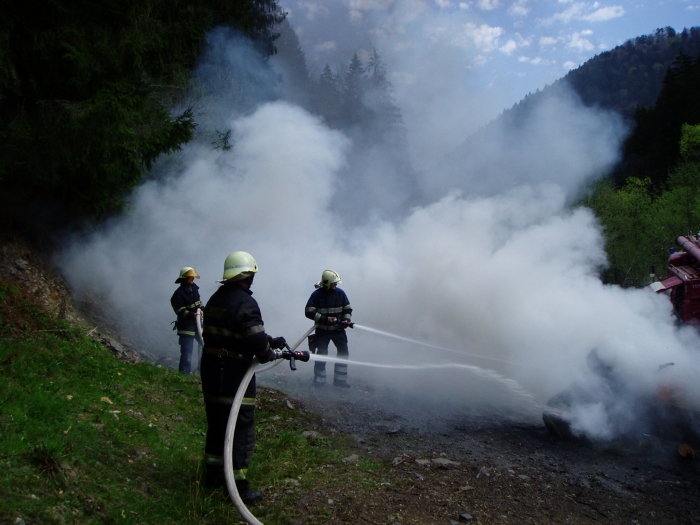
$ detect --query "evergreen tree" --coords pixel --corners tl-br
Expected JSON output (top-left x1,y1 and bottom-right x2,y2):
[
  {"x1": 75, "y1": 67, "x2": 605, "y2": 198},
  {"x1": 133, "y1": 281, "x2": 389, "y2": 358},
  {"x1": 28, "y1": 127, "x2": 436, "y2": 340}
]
[
  {"x1": 0, "y1": 0, "x2": 283, "y2": 222},
  {"x1": 614, "y1": 52, "x2": 700, "y2": 188},
  {"x1": 270, "y1": 18, "x2": 311, "y2": 107},
  {"x1": 341, "y1": 53, "x2": 366, "y2": 127},
  {"x1": 314, "y1": 64, "x2": 343, "y2": 126}
]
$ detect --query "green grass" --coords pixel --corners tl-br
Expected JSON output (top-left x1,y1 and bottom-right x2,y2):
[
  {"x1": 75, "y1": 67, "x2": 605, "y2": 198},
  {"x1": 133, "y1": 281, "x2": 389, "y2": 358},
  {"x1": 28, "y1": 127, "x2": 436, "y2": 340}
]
[{"x1": 0, "y1": 312, "x2": 379, "y2": 525}]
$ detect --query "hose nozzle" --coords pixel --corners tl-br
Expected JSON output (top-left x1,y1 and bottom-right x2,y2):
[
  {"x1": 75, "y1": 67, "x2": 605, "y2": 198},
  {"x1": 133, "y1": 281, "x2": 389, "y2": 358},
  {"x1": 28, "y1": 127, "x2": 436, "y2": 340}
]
[{"x1": 276, "y1": 346, "x2": 311, "y2": 370}]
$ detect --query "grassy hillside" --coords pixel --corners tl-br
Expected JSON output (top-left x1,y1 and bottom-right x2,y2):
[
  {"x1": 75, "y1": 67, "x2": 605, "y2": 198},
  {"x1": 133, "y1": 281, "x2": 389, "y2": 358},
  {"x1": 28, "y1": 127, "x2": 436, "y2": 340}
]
[{"x1": 0, "y1": 283, "x2": 374, "y2": 524}]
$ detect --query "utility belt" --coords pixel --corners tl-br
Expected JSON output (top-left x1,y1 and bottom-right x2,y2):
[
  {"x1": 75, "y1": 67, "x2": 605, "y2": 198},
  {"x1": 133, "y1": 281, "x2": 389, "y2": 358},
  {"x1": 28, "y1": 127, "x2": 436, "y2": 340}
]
[{"x1": 203, "y1": 346, "x2": 253, "y2": 363}]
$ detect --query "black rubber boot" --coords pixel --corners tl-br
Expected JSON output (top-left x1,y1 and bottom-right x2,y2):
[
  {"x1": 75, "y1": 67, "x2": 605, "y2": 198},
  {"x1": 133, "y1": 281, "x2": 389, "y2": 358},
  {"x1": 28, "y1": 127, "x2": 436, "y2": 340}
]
[
  {"x1": 234, "y1": 479, "x2": 262, "y2": 504},
  {"x1": 204, "y1": 467, "x2": 225, "y2": 489},
  {"x1": 240, "y1": 489, "x2": 263, "y2": 504},
  {"x1": 333, "y1": 380, "x2": 351, "y2": 388}
]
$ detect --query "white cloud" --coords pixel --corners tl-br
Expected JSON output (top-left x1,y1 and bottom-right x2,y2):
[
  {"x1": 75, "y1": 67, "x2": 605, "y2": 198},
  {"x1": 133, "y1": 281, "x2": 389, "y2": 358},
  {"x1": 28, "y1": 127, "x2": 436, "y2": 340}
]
[
  {"x1": 500, "y1": 33, "x2": 529, "y2": 55},
  {"x1": 563, "y1": 60, "x2": 578, "y2": 70},
  {"x1": 473, "y1": 54, "x2": 488, "y2": 66},
  {"x1": 541, "y1": 2, "x2": 624, "y2": 24},
  {"x1": 349, "y1": 9, "x2": 364, "y2": 23},
  {"x1": 346, "y1": 0, "x2": 399, "y2": 21},
  {"x1": 542, "y1": 2, "x2": 585, "y2": 24},
  {"x1": 501, "y1": 40, "x2": 519, "y2": 54},
  {"x1": 298, "y1": 1, "x2": 330, "y2": 20},
  {"x1": 477, "y1": 0, "x2": 500, "y2": 10},
  {"x1": 540, "y1": 36, "x2": 558, "y2": 48},
  {"x1": 581, "y1": 5, "x2": 625, "y2": 21},
  {"x1": 508, "y1": 0, "x2": 530, "y2": 16},
  {"x1": 346, "y1": 0, "x2": 397, "y2": 8},
  {"x1": 567, "y1": 30, "x2": 595, "y2": 52},
  {"x1": 315, "y1": 41, "x2": 338, "y2": 52},
  {"x1": 498, "y1": 39, "x2": 518, "y2": 55},
  {"x1": 462, "y1": 22, "x2": 504, "y2": 52},
  {"x1": 459, "y1": 2, "x2": 470, "y2": 8},
  {"x1": 518, "y1": 55, "x2": 553, "y2": 65},
  {"x1": 434, "y1": 0, "x2": 453, "y2": 7}
]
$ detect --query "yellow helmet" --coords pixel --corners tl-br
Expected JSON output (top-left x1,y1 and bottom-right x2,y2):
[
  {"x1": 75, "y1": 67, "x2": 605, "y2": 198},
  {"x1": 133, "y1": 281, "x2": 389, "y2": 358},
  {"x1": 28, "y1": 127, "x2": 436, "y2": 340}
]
[
  {"x1": 175, "y1": 266, "x2": 200, "y2": 283},
  {"x1": 316, "y1": 269, "x2": 342, "y2": 289},
  {"x1": 222, "y1": 251, "x2": 258, "y2": 282}
]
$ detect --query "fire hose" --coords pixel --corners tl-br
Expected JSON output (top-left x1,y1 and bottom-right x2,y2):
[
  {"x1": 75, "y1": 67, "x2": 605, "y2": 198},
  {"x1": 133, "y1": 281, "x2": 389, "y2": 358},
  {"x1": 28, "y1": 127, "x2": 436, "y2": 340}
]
[
  {"x1": 223, "y1": 324, "x2": 315, "y2": 525},
  {"x1": 194, "y1": 309, "x2": 204, "y2": 372}
]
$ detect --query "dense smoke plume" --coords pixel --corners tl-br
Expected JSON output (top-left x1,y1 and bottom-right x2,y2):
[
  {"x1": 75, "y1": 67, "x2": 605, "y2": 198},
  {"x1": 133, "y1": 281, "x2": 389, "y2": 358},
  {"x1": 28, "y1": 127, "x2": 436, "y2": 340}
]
[{"x1": 57, "y1": 29, "x2": 700, "y2": 441}]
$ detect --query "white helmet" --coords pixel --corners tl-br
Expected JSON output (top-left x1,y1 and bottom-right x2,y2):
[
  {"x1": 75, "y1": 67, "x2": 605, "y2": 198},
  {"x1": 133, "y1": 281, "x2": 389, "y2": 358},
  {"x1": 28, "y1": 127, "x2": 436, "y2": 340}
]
[
  {"x1": 316, "y1": 269, "x2": 342, "y2": 289},
  {"x1": 222, "y1": 251, "x2": 258, "y2": 282},
  {"x1": 175, "y1": 266, "x2": 200, "y2": 283}
]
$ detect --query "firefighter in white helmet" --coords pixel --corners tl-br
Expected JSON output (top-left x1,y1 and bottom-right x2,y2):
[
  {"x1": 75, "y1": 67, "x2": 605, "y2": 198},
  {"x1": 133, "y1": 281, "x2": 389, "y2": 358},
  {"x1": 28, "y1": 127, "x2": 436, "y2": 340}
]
[
  {"x1": 200, "y1": 251, "x2": 286, "y2": 504},
  {"x1": 305, "y1": 269, "x2": 353, "y2": 387},
  {"x1": 170, "y1": 267, "x2": 202, "y2": 375}
]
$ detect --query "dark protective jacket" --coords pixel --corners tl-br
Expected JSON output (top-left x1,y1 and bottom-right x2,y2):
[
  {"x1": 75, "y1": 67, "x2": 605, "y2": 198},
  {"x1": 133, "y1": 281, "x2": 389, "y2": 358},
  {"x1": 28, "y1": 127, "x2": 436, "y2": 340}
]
[
  {"x1": 200, "y1": 281, "x2": 275, "y2": 490},
  {"x1": 202, "y1": 283, "x2": 274, "y2": 361},
  {"x1": 305, "y1": 287, "x2": 352, "y2": 331},
  {"x1": 170, "y1": 283, "x2": 202, "y2": 337}
]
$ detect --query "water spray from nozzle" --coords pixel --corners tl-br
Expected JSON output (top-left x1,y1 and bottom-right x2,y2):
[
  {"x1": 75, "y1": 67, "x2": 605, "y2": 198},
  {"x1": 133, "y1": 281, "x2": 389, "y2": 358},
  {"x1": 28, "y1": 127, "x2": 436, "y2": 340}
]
[
  {"x1": 353, "y1": 323, "x2": 522, "y2": 367},
  {"x1": 311, "y1": 353, "x2": 541, "y2": 411}
]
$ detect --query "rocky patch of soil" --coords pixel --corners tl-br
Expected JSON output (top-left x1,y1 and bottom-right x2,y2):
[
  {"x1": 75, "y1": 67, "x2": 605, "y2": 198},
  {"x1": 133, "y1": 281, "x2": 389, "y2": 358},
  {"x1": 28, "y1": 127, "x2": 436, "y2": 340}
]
[
  {"x1": 263, "y1": 375, "x2": 700, "y2": 524},
  {"x1": 0, "y1": 236, "x2": 142, "y2": 362}
]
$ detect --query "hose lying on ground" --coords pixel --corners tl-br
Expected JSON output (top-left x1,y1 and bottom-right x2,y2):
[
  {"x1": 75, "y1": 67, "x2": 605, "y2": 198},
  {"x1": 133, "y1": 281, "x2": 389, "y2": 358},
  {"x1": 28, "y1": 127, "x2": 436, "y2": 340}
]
[{"x1": 223, "y1": 324, "x2": 317, "y2": 525}]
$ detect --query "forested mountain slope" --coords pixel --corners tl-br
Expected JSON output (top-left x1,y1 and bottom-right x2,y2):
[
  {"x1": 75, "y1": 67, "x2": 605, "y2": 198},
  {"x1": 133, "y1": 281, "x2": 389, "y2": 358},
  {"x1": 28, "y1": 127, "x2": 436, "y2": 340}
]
[
  {"x1": 0, "y1": 0, "x2": 283, "y2": 229},
  {"x1": 498, "y1": 27, "x2": 700, "y2": 130},
  {"x1": 436, "y1": 27, "x2": 700, "y2": 198}
]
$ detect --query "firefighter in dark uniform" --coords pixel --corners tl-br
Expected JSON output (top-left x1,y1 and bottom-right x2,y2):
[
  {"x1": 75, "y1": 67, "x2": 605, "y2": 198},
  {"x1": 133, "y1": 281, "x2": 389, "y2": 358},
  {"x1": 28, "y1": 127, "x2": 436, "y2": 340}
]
[
  {"x1": 305, "y1": 269, "x2": 352, "y2": 387},
  {"x1": 200, "y1": 251, "x2": 286, "y2": 504},
  {"x1": 170, "y1": 267, "x2": 202, "y2": 375}
]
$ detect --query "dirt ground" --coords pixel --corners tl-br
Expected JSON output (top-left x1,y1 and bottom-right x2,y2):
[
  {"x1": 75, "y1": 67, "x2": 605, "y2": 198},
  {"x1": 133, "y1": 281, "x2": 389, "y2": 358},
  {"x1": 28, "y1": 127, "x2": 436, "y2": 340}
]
[{"x1": 261, "y1": 372, "x2": 700, "y2": 525}]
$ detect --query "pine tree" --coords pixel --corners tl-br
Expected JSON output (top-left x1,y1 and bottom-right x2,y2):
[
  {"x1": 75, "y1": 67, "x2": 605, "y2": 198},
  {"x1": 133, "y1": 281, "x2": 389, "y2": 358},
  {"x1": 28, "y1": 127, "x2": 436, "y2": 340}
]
[
  {"x1": 0, "y1": 0, "x2": 283, "y2": 223},
  {"x1": 616, "y1": 52, "x2": 700, "y2": 187}
]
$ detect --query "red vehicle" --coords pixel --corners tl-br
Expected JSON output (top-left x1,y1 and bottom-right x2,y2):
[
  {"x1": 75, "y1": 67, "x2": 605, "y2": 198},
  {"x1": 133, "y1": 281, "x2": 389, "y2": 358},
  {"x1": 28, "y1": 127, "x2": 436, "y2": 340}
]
[{"x1": 650, "y1": 234, "x2": 700, "y2": 324}]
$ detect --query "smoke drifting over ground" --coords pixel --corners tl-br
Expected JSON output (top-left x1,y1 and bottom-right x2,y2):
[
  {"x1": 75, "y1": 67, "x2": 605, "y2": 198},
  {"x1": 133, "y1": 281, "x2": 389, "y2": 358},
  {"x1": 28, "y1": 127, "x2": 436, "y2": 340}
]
[{"x1": 58, "y1": 32, "x2": 700, "y2": 442}]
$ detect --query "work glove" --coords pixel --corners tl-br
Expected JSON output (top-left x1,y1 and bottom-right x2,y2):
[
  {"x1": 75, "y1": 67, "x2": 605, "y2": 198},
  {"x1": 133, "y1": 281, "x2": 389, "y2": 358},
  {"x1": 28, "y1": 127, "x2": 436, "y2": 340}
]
[
  {"x1": 325, "y1": 316, "x2": 337, "y2": 325},
  {"x1": 257, "y1": 347, "x2": 276, "y2": 364},
  {"x1": 268, "y1": 336, "x2": 286, "y2": 349}
]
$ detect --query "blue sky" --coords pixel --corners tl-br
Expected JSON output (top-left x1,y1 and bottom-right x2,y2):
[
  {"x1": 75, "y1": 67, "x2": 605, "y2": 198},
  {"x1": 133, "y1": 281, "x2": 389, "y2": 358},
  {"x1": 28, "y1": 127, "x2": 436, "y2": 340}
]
[{"x1": 279, "y1": 0, "x2": 699, "y2": 167}]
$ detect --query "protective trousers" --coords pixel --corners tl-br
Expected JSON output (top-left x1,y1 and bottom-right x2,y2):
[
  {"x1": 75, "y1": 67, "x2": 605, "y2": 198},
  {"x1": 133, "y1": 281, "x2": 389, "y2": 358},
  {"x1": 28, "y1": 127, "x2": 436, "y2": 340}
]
[
  {"x1": 313, "y1": 330, "x2": 349, "y2": 385},
  {"x1": 178, "y1": 335, "x2": 194, "y2": 375},
  {"x1": 200, "y1": 352, "x2": 256, "y2": 493}
]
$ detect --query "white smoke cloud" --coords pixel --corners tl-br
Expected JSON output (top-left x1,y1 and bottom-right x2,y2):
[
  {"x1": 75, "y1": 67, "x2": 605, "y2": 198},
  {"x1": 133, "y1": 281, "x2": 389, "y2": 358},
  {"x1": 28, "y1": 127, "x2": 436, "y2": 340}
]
[
  {"x1": 432, "y1": 83, "x2": 626, "y2": 200},
  {"x1": 56, "y1": 31, "x2": 700, "y2": 441}
]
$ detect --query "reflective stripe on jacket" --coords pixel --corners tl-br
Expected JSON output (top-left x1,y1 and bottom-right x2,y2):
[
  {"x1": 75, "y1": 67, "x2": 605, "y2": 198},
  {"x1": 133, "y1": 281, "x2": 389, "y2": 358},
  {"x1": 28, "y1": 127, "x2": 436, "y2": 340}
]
[
  {"x1": 170, "y1": 283, "x2": 202, "y2": 336},
  {"x1": 305, "y1": 287, "x2": 352, "y2": 331}
]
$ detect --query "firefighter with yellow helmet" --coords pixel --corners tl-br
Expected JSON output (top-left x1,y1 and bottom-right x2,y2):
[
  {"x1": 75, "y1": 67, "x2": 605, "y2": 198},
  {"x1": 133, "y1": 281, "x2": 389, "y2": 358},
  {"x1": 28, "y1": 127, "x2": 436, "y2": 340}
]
[
  {"x1": 305, "y1": 269, "x2": 353, "y2": 387},
  {"x1": 200, "y1": 251, "x2": 286, "y2": 504},
  {"x1": 170, "y1": 266, "x2": 202, "y2": 375}
]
